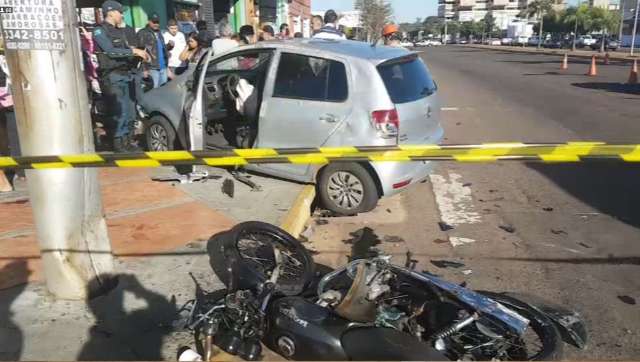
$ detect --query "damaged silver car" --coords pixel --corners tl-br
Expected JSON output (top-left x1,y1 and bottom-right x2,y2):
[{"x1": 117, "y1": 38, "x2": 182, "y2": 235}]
[{"x1": 138, "y1": 39, "x2": 444, "y2": 215}]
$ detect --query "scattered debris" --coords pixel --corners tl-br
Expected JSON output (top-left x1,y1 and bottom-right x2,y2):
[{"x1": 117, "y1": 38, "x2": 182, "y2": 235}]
[
  {"x1": 315, "y1": 219, "x2": 329, "y2": 226},
  {"x1": 543, "y1": 207, "x2": 554, "y2": 212},
  {"x1": 618, "y1": 295, "x2": 637, "y2": 305},
  {"x1": 186, "y1": 242, "x2": 201, "y2": 249},
  {"x1": 221, "y1": 179, "x2": 234, "y2": 198},
  {"x1": 499, "y1": 225, "x2": 516, "y2": 233},
  {"x1": 461, "y1": 270, "x2": 473, "y2": 276},
  {"x1": 551, "y1": 229, "x2": 568, "y2": 236},
  {"x1": 456, "y1": 122, "x2": 461, "y2": 126},
  {"x1": 438, "y1": 222, "x2": 454, "y2": 232},
  {"x1": 383, "y1": 235, "x2": 405, "y2": 243},
  {"x1": 300, "y1": 226, "x2": 314, "y2": 240},
  {"x1": 489, "y1": 189, "x2": 498, "y2": 193},
  {"x1": 450, "y1": 237, "x2": 476, "y2": 247},
  {"x1": 431, "y1": 260, "x2": 466, "y2": 269},
  {"x1": 231, "y1": 171, "x2": 262, "y2": 192},
  {"x1": 576, "y1": 212, "x2": 600, "y2": 217},
  {"x1": 577, "y1": 242, "x2": 593, "y2": 249},
  {"x1": 386, "y1": 208, "x2": 392, "y2": 213},
  {"x1": 459, "y1": 281, "x2": 468, "y2": 288},
  {"x1": 433, "y1": 238, "x2": 449, "y2": 244},
  {"x1": 462, "y1": 183, "x2": 472, "y2": 187}
]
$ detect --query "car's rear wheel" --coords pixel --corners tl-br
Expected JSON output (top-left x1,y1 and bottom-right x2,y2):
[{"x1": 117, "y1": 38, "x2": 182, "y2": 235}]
[
  {"x1": 318, "y1": 163, "x2": 379, "y2": 215},
  {"x1": 145, "y1": 115, "x2": 176, "y2": 152}
]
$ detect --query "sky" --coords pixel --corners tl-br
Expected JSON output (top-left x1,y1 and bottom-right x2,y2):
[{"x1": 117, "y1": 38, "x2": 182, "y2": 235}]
[
  {"x1": 311, "y1": 0, "x2": 438, "y2": 24},
  {"x1": 312, "y1": 0, "x2": 590, "y2": 24}
]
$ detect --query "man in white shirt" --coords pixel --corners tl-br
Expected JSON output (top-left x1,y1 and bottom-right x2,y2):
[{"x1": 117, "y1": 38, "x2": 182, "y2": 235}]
[
  {"x1": 312, "y1": 10, "x2": 346, "y2": 40},
  {"x1": 212, "y1": 23, "x2": 239, "y2": 55},
  {"x1": 163, "y1": 19, "x2": 187, "y2": 78}
]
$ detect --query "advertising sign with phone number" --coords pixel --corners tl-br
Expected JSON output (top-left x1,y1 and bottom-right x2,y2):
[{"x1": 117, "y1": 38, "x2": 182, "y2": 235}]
[{"x1": 0, "y1": 0, "x2": 65, "y2": 51}]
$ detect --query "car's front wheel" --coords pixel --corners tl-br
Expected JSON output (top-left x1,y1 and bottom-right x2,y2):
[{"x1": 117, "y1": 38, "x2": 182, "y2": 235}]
[
  {"x1": 145, "y1": 115, "x2": 176, "y2": 152},
  {"x1": 317, "y1": 163, "x2": 379, "y2": 215}
]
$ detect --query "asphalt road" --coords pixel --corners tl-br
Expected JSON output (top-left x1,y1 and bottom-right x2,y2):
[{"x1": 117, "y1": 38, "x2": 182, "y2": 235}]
[{"x1": 308, "y1": 46, "x2": 640, "y2": 360}]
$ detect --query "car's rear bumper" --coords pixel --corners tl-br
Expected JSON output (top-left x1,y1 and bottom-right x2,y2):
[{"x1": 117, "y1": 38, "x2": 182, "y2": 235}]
[{"x1": 371, "y1": 126, "x2": 444, "y2": 197}]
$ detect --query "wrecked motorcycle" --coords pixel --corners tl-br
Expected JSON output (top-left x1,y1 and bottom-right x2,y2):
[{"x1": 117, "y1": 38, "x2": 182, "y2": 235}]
[{"x1": 178, "y1": 222, "x2": 587, "y2": 361}]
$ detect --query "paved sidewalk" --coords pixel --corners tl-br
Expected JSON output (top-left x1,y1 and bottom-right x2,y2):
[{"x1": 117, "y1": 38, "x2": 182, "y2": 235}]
[{"x1": 0, "y1": 166, "x2": 304, "y2": 360}]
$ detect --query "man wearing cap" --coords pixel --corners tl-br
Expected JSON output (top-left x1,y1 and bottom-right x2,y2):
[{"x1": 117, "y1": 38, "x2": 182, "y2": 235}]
[
  {"x1": 94, "y1": 0, "x2": 149, "y2": 152},
  {"x1": 137, "y1": 13, "x2": 169, "y2": 89}
]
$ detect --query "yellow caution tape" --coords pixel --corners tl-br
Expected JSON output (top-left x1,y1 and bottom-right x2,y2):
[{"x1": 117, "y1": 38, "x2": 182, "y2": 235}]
[{"x1": 1, "y1": 143, "x2": 639, "y2": 170}]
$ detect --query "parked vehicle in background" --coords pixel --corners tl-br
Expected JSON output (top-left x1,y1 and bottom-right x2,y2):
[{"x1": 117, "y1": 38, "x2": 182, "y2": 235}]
[
  {"x1": 415, "y1": 40, "x2": 441, "y2": 47},
  {"x1": 430, "y1": 39, "x2": 443, "y2": 46},
  {"x1": 139, "y1": 39, "x2": 444, "y2": 215},
  {"x1": 513, "y1": 36, "x2": 529, "y2": 45},
  {"x1": 590, "y1": 37, "x2": 619, "y2": 51},
  {"x1": 400, "y1": 40, "x2": 415, "y2": 48},
  {"x1": 457, "y1": 39, "x2": 469, "y2": 44},
  {"x1": 501, "y1": 37, "x2": 513, "y2": 45},
  {"x1": 577, "y1": 35, "x2": 596, "y2": 48},
  {"x1": 527, "y1": 36, "x2": 540, "y2": 46},
  {"x1": 486, "y1": 38, "x2": 501, "y2": 46},
  {"x1": 544, "y1": 38, "x2": 564, "y2": 49}
]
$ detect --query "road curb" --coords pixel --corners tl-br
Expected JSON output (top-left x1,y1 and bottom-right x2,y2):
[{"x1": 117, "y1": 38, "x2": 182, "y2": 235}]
[
  {"x1": 464, "y1": 44, "x2": 639, "y2": 62},
  {"x1": 280, "y1": 185, "x2": 316, "y2": 238}
]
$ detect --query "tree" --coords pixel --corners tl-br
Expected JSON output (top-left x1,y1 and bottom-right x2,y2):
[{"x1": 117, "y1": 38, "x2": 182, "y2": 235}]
[
  {"x1": 520, "y1": 0, "x2": 558, "y2": 49},
  {"x1": 586, "y1": 7, "x2": 622, "y2": 52},
  {"x1": 460, "y1": 20, "x2": 484, "y2": 40},
  {"x1": 423, "y1": 16, "x2": 444, "y2": 36},
  {"x1": 483, "y1": 12, "x2": 496, "y2": 41},
  {"x1": 446, "y1": 20, "x2": 461, "y2": 40},
  {"x1": 563, "y1": 4, "x2": 590, "y2": 50},
  {"x1": 354, "y1": 0, "x2": 394, "y2": 42}
]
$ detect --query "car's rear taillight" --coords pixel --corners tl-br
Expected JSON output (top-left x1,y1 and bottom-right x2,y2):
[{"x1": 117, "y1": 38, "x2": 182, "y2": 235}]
[{"x1": 372, "y1": 109, "x2": 399, "y2": 139}]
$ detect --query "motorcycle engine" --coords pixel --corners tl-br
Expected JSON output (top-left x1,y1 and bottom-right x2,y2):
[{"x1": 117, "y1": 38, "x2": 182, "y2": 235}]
[{"x1": 317, "y1": 258, "x2": 424, "y2": 336}]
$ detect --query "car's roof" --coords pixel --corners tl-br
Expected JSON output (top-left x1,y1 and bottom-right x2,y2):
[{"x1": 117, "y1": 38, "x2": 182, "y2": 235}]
[{"x1": 243, "y1": 38, "x2": 412, "y2": 64}]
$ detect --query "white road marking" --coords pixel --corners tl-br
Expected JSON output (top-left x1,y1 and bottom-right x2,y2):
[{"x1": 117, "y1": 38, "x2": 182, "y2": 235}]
[
  {"x1": 430, "y1": 173, "x2": 482, "y2": 226},
  {"x1": 450, "y1": 237, "x2": 476, "y2": 247},
  {"x1": 441, "y1": 107, "x2": 460, "y2": 111}
]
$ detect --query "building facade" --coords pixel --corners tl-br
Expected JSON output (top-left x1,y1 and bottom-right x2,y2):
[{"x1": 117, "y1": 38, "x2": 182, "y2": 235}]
[
  {"x1": 78, "y1": 0, "x2": 311, "y2": 35},
  {"x1": 439, "y1": 0, "x2": 565, "y2": 30}
]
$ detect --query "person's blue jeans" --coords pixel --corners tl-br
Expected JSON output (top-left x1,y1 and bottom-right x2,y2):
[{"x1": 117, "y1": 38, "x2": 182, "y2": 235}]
[
  {"x1": 150, "y1": 68, "x2": 168, "y2": 89},
  {"x1": 103, "y1": 72, "x2": 135, "y2": 138}
]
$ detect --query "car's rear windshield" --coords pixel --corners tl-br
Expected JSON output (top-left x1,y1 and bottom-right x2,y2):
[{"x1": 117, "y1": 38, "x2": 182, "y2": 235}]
[{"x1": 378, "y1": 55, "x2": 436, "y2": 104}]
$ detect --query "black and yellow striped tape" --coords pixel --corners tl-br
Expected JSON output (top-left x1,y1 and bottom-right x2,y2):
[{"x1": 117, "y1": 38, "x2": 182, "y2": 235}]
[{"x1": 1, "y1": 142, "x2": 639, "y2": 170}]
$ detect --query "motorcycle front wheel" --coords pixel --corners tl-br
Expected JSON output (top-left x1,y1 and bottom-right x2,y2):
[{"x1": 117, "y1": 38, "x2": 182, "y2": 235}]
[{"x1": 447, "y1": 291, "x2": 564, "y2": 361}]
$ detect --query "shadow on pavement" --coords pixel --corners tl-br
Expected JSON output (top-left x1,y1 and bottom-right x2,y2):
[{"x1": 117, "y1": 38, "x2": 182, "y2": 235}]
[
  {"x1": 571, "y1": 82, "x2": 640, "y2": 95},
  {"x1": 523, "y1": 71, "x2": 582, "y2": 76},
  {"x1": 528, "y1": 163, "x2": 640, "y2": 228},
  {"x1": 0, "y1": 261, "x2": 30, "y2": 361},
  {"x1": 487, "y1": 256, "x2": 640, "y2": 265},
  {"x1": 500, "y1": 59, "x2": 579, "y2": 65},
  {"x1": 77, "y1": 274, "x2": 178, "y2": 361}
]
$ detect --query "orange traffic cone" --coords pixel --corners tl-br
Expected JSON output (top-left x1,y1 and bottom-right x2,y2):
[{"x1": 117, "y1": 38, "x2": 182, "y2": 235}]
[
  {"x1": 629, "y1": 59, "x2": 638, "y2": 84},
  {"x1": 586, "y1": 55, "x2": 597, "y2": 76},
  {"x1": 561, "y1": 53, "x2": 568, "y2": 70},
  {"x1": 603, "y1": 52, "x2": 610, "y2": 65}
]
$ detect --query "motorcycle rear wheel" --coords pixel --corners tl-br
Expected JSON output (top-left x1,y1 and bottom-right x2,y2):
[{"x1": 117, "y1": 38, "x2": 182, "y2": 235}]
[{"x1": 208, "y1": 222, "x2": 315, "y2": 296}]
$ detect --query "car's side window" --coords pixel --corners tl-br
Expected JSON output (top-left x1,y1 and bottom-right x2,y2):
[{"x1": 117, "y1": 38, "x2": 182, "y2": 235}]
[
  {"x1": 273, "y1": 53, "x2": 348, "y2": 102},
  {"x1": 208, "y1": 51, "x2": 272, "y2": 73}
]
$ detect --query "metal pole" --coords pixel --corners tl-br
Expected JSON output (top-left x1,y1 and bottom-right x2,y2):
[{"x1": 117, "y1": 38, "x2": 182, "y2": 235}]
[
  {"x1": 444, "y1": 17, "x2": 448, "y2": 43},
  {"x1": 631, "y1": 0, "x2": 639, "y2": 55},
  {"x1": 0, "y1": 0, "x2": 114, "y2": 299}
]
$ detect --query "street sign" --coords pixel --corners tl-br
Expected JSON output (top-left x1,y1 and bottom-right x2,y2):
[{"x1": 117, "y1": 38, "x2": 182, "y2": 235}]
[{"x1": 0, "y1": 0, "x2": 65, "y2": 51}]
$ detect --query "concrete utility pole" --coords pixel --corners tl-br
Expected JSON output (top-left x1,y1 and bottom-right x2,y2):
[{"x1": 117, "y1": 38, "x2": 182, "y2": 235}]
[
  {"x1": 0, "y1": 0, "x2": 114, "y2": 299},
  {"x1": 631, "y1": 0, "x2": 639, "y2": 55}
]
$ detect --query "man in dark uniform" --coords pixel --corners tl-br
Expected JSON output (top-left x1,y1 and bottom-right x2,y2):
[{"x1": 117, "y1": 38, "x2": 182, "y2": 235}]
[{"x1": 94, "y1": 0, "x2": 148, "y2": 152}]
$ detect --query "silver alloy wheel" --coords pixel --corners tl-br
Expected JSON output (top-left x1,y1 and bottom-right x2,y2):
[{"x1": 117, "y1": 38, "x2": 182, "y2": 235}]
[
  {"x1": 326, "y1": 171, "x2": 365, "y2": 210},
  {"x1": 149, "y1": 124, "x2": 168, "y2": 151}
]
